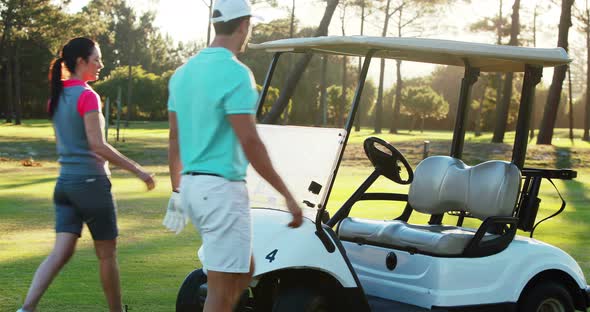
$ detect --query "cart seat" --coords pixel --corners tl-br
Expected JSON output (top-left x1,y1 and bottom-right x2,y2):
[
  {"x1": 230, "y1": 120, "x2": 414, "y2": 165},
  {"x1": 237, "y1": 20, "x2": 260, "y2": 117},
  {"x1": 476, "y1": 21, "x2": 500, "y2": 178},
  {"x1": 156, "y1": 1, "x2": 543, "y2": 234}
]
[
  {"x1": 338, "y1": 218, "x2": 499, "y2": 255},
  {"x1": 338, "y1": 156, "x2": 521, "y2": 256}
]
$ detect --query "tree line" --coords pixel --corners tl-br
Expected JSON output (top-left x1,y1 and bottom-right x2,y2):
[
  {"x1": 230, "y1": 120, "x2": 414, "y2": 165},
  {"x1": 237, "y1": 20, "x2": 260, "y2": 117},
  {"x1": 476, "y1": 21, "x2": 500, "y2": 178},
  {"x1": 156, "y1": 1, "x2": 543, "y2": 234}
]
[
  {"x1": 0, "y1": 0, "x2": 198, "y2": 124},
  {"x1": 1, "y1": 0, "x2": 589, "y2": 145}
]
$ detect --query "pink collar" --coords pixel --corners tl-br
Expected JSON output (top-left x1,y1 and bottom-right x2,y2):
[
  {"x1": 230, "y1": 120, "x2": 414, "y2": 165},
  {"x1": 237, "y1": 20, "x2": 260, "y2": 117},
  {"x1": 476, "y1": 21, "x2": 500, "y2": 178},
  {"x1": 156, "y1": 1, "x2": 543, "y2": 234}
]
[{"x1": 63, "y1": 79, "x2": 88, "y2": 88}]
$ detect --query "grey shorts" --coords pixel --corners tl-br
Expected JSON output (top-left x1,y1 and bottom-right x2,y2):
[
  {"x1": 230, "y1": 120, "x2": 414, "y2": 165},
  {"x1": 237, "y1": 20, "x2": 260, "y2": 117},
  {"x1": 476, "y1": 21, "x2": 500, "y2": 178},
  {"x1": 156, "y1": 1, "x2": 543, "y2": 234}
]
[{"x1": 54, "y1": 175, "x2": 118, "y2": 240}]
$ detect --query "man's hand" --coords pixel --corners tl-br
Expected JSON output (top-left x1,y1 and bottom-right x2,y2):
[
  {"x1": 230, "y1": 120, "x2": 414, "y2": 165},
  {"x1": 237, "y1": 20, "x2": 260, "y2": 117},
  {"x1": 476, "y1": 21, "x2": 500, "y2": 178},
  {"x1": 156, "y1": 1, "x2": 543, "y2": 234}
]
[
  {"x1": 162, "y1": 192, "x2": 188, "y2": 234},
  {"x1": 286, "y1": 196, "x2": 303, "y2": 228},
  {"x1": 228, "y1": 114, "x2": 304, "y2": 229}
]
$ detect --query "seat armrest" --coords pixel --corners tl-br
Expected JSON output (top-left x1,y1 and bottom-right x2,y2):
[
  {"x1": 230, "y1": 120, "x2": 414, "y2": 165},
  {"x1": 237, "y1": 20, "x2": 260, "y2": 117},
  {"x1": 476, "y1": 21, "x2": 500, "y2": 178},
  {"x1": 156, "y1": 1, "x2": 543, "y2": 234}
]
[{"x1": 463, "y1": 216, "x2": 518, "y2": 257}]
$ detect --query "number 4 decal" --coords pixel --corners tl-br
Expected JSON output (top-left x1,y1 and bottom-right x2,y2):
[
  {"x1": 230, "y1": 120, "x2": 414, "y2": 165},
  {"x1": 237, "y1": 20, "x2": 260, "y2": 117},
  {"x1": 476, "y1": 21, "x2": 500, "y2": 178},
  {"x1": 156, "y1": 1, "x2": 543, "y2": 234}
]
[{"x1": 265, "y1": 249, "x2": 278, "y2": 263}]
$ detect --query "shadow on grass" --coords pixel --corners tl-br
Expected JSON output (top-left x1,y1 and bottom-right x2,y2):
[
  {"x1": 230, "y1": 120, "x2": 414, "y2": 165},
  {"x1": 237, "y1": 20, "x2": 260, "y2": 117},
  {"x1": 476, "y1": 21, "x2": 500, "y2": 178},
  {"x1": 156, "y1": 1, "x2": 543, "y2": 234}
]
[
  {"x1": 556, "y1": 177, "x2": 590, "y2": 246},
  {"x1": 3, "y1": 120, "x2": 52, "y2": 127},
  {"x1": 0, "y1": 139, "x2": 56, "y2": 161},
  {"x1": 1, "y1": 176, "x2": 55, "y2": 189},
  {"x1": 0, "y1": 190, "x2": 172, "y2": 234},
  {"x1": 0, "y1": 138, "x2": 169, "y2": 165},
  {"x1": 385, "y1": 131, "x2": 417, "y2": 137},
  {"x1": 119, "y1": 120, "x2": 169, "y2": 130},
  {"x1": 0, "y1": 196, "x2": 54, "y2": 232},
  {"x1": 502, "y1": 148, "x2": 590, "y2": 279}
]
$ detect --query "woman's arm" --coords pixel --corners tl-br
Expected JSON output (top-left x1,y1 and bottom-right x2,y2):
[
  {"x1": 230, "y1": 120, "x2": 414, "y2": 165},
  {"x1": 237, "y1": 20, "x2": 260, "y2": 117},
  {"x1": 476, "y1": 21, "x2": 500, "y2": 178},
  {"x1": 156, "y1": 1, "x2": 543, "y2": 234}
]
[{"x1": 84, "y1": 111, "x2": 155, "y2": 189}]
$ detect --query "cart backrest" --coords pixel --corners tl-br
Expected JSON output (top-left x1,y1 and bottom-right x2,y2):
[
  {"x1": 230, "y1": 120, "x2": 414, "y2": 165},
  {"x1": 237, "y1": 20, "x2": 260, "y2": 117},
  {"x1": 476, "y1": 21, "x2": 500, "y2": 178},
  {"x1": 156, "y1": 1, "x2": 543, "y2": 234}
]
[{"x1": 408, "y1": 156, "x2": 521, "y2": 220}]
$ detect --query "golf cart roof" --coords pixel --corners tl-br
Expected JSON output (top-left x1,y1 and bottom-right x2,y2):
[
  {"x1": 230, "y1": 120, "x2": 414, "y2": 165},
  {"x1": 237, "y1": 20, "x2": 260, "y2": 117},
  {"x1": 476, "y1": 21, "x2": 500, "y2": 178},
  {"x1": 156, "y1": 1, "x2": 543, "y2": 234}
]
[{"x1": 249, "y1": 36, "x2": 571, "y2": 72}]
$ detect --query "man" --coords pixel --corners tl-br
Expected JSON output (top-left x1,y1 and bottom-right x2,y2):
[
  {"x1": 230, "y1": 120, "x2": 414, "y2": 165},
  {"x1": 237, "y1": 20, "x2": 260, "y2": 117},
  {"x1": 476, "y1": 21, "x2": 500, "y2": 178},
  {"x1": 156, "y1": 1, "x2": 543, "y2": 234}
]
[{"x1": 164, "y1": 0, "x2": 303, "y2": 311}]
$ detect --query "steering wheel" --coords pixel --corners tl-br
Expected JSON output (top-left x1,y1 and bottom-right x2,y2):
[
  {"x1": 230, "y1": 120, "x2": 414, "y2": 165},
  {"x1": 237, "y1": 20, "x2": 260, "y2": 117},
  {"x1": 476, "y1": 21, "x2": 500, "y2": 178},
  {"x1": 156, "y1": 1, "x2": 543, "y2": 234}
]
[{"x1": 363, "y1": 137, "x2": 414, "y2": 185}]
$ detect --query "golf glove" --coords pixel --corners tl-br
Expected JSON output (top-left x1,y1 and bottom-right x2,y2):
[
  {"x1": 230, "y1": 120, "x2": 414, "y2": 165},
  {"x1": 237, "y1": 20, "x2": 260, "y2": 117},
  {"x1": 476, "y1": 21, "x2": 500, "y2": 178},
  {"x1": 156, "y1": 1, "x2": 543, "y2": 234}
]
[{"x1": 163, "y1": 192, "x2": 188, "y2": 234}]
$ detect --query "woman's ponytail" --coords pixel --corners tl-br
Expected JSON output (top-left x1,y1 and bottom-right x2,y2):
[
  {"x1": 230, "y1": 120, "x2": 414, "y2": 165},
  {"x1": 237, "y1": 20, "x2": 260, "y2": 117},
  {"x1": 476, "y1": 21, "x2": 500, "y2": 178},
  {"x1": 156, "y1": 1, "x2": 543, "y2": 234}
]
[
  {"x1": 48, "y1": 57, "x2": 64, "y2": 118},
  {"x1": 49, "y1": 38, "x2": 96, "y2": 118}
]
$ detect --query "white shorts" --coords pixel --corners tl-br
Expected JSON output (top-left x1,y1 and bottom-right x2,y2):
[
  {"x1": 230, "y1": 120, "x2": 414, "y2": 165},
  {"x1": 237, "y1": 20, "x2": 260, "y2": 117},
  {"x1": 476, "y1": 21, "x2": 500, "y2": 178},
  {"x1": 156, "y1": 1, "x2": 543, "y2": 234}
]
[{"x1": 180, "y1": 174, "x2": 252, "y2": 273}]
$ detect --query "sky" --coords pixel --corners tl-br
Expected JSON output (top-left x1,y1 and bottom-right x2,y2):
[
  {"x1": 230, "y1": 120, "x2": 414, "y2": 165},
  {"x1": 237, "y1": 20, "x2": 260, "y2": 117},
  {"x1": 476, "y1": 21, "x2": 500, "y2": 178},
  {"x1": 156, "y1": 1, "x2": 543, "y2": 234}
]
[{"x1": 67, "y1": 0, "x2": 586, "y2": 87}]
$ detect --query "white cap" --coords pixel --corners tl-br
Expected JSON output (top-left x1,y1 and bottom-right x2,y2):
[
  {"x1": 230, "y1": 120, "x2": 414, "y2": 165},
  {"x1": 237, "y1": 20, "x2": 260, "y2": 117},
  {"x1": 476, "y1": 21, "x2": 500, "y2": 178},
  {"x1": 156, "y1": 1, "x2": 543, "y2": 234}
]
[{"x1": 211, "y1": 0, "x2": 253, "y2": 23}]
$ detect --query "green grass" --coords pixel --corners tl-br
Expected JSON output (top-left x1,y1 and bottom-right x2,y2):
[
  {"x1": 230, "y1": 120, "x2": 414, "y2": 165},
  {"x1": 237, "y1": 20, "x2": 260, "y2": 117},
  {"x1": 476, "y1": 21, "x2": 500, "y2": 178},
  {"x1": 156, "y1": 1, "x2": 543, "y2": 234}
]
[
  {"x1": 1, "y1": 120, "x2": 589, "y2": 311},
  {"x1": 0, "y1": 165, "x2": 202, "y2": 311}
]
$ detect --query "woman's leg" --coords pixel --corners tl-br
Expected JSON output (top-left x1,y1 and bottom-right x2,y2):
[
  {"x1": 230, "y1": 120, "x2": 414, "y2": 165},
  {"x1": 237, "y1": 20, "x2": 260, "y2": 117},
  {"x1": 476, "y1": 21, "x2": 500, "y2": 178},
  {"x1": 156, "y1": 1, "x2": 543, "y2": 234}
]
[
  {"x1": 66, "y1": 176, "x2": 121, "y2": 311},
  {"x1": 94, "y1": 239, "x2": 122, "y2": 312},
  {"x1": 22, "y1": 232, "x2": 78, "y2": 311}
]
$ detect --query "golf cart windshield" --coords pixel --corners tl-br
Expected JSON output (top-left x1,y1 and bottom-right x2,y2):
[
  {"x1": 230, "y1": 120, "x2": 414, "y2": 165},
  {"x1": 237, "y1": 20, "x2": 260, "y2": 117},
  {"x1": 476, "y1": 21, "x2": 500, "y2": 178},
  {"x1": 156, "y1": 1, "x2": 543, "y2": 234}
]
[{"x1": 246, "y1": 125, "x2": 346, "y2": 214}]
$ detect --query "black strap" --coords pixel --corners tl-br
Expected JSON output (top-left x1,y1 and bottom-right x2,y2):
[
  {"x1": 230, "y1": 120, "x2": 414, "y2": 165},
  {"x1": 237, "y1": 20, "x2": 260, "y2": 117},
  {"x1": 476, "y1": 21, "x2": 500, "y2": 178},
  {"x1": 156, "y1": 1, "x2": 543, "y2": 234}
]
[
  {"x1": 530, "y1": 178, "x2": 566, "y2": 238},
  {"x1": 185, "y1": 172, "x2": 222, "y2": 178}
]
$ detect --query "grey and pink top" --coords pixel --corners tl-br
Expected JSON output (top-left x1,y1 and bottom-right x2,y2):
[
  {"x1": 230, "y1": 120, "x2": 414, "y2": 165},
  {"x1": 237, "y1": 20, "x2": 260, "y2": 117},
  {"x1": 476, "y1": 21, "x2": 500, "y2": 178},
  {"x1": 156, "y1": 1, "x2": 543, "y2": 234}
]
[{"x1": 52, "y1": 79, "x2": 109, "y2": 176}]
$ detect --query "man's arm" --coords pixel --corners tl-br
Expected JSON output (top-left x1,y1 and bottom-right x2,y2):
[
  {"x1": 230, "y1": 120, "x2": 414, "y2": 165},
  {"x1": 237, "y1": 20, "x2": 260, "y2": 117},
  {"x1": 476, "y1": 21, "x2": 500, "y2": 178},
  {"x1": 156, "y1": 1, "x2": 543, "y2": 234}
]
[
  {"x1": 168, "y1": 112, "x2": 182, "y2": 192},
  {"x1": 228, "y1": 114, "x2": 302, "y2": 228}
]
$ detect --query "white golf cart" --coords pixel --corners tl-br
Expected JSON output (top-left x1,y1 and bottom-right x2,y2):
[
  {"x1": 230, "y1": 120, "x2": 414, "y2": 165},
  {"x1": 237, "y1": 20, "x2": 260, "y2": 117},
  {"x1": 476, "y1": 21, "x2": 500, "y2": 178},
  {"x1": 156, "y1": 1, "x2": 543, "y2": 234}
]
[{"x1": 176, "y1": 36, "x2": 590, "y2": 312}]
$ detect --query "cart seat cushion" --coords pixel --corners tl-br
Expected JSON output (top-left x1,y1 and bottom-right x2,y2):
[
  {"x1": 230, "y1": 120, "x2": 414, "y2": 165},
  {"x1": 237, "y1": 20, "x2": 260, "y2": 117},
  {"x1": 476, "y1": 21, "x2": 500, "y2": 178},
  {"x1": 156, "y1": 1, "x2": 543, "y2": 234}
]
[
  {"x1": 408, "y1": 156, "x2": 521, "y2": 220},
  {"x1": 338, "y1": 218, "x2": 498, "y2": 255}
]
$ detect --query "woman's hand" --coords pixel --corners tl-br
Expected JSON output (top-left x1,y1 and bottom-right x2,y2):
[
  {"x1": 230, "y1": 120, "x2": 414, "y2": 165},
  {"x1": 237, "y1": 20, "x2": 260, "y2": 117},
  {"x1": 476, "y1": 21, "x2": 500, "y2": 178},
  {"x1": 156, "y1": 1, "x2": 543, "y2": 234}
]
[{"x1": 137, "y1": 170, "x2": 156, "y2": 190}]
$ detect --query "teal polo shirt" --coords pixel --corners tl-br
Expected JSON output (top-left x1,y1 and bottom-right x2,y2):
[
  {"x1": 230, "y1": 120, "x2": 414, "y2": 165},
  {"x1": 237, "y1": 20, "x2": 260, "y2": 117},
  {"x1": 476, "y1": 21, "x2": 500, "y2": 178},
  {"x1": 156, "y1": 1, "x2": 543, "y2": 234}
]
[{"x1": 168, "y1": 47, "x2": 258, "y2": 181}]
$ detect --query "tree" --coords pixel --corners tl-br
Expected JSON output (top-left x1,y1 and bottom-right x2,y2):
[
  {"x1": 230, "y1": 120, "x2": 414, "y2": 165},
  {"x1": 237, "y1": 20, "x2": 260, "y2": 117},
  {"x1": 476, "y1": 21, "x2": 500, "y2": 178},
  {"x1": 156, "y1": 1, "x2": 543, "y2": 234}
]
[
  {"x1": 574, "y1": 0, "x2": 590, "y2": 141},
  {"x1": 537, "y1": 0, "x2": 575, "y2": 145},
  {"x1": 352, "y1": 0, "x2": 373, "y2": 131},
  {"x1": 82, "y1": 0, "x2": 182, "y2": 123},
  {"x1": 474, "y1": 75, "x2": 489, "y2": 137},
  {"x1": 117, "y1": 4, "x2": 139, "y2": 125},
  {"x1": 0, "y1": 0, "x2": 17, "y2": 123},
  {"x1": 326, "y1": 85, "x2": 352, "y2": 125},
  {"x1": 530, "y1": 2, "x2": 543, "y2": 139},
  {"x1": 492, "y1": 0, "x2": 520, "y2": 143},
  {"x1": 401, "y1": 86, "x2": 449, "y2": 132},
  {"x1": 318, "y1": 55, "x2": 329, "y2": 126},
  {"x1": 283, "y1": 0, "x2": 298, "y2": 117},
  {"x1": 374, "y1": 0, "x2": 394, "y2": 134},
  {"x1": 338, "y1": 1, "x2": 352, "y2": 127},
  {"x1": 288, "y1": 0, "x2": 296, "y2": 39},
  {"x1": 201, "y1": 0, "x2": 279, "y2": 45},
  {"x1": 390, "y1": 2, "x2": 417, "y2": 134},
  {"x1": 470, "y1": 0, "x2": 509, "y2": 139},
  {"x1": 94, "y1": 66, "x2": 171, "y2": 120},
  {"x1": 567, "y1": 68, "x2": 575, "y2": 140},
  {"x1": 361, "y1": 0, "x2": 455, "y2": 133},
  {"x1": 0, "y1": 0, "x2": 73, "y2": 123},
  {"x1": 262, "y1": 0, "x2": 339, "y2": 124},
  {"x1": 203, "y1": 0, "x2": 213, "y2": 45},
  {"x1": 0, "y1": 0, "x2": 189, "y2": 121},
  {"x1": 241, "y1": 19, "x2": 348, "y2": 126},
  {"x1": 256, "y1": 84, "x2": 283, "y2": 118},
  {"x1": 430, "y1": 65, "x2": 463, "y2": 128},
  {"x1": 389, "y1": 0, "x2": 460, "y2": 134},
  {"x1": 358, "y1": 79, "x2": 377, "y2": 128}
]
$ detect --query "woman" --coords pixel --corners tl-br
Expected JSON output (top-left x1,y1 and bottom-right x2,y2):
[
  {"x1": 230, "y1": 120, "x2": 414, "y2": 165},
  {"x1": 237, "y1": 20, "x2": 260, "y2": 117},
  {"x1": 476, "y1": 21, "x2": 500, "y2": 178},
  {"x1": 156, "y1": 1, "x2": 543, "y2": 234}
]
[{"x1": 17, "y1": 37, "x2": 155, "y2": 312}]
